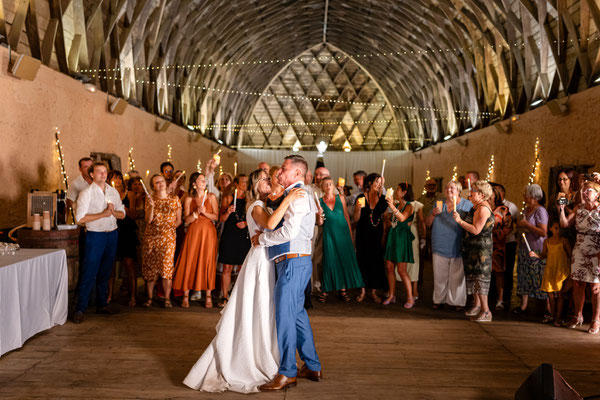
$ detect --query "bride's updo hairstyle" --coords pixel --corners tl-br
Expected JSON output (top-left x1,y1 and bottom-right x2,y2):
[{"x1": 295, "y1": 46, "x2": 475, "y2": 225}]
[{"x1": 246, "y1": 169, "x2": 265, "y2": 211}]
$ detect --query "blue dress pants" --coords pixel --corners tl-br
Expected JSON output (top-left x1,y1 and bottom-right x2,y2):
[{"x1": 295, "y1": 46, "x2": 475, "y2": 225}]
[
  {"x1": 75, "y1": 230, "x2": 118, "y2": 313},
  {"x1": 275, "y1": 255, "x2": 321, "y2": 377}
]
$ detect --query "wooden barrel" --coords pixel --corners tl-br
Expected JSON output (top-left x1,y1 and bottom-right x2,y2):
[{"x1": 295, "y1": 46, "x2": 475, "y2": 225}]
[{"x1": 17, "y1": 227, "x2": 81, "y2": 291}]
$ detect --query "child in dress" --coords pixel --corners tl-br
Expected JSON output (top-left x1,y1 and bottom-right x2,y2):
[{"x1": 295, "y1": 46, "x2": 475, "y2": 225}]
[{"x1": 529, "y1": 220, "x2": 571, "y2": 326}]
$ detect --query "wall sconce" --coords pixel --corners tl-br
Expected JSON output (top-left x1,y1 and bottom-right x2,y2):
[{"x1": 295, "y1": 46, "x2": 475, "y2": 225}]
[
  {"x1": 156, "y1": 119, "x2": 171, "y2": 132},
  {"x1": 84, "y1": 83, "x2": 96, "y2": 92},
  {"x1": 546, "y1": 97, "x2": 569, "y2": 116},
  {"x1": 494, "y1": 120, "x2": 512, "y2": 134},
  {"x1": 107, "y1": 96, "x2": 127, "y2": 115}
]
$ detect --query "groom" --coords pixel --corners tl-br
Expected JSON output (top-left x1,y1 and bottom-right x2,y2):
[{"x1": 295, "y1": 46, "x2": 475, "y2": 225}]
[{"x1": 251, "y1": 155, "x2": 322, "y2": 391}]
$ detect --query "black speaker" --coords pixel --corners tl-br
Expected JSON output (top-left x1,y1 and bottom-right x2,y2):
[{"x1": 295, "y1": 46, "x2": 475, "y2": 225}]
[{"x1": 515, "y1": 363, "x2": 582, "y2": 400}]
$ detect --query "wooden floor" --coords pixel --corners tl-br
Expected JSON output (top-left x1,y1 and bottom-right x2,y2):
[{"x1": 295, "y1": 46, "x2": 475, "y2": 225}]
[{"x1": 2, "y1": 269, "x2": 600, "y2": 399}]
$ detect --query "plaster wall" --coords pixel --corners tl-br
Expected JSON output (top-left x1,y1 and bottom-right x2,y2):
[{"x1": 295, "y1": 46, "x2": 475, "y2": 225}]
[
  {"x1": 412, "y1": 85, "x2": 600, "y2": 205},
  {"x1": 0, "y1": 47, "x2": 236, "y2": 228}
]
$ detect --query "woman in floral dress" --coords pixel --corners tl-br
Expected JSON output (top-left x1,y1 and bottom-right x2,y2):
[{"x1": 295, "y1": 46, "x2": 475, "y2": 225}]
[
  {"x1": 453, "y1": 180, "x2": 495, "y2": 322},
  {"x1": 559, "y1": 181, "x2": 600, "y2": 334},
  {"x1": 142, "y1": 174, "x2": 182, "y2": 308}
]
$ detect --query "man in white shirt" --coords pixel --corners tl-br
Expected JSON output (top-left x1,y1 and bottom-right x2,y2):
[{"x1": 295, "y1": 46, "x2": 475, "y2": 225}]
[
  {"x1": 66, "y1": 157, "x2": 93, "y2": 213},
  {"x1": 66, "y1": 157, "x2": 94, "y2": 298},
  {"x1": 72, "y1": 162, "x2": 125, "y2": 323}
]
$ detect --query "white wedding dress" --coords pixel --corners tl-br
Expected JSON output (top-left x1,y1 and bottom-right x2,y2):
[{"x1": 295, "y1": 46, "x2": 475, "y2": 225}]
[{"x1": 183, "y1": 200, "x2": 279, "y2": 393}]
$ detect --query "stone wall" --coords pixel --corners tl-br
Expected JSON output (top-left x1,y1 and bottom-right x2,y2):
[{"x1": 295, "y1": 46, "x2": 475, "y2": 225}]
[{"x1": 0, "y1": 47, "x2": 237, "y2": 228}]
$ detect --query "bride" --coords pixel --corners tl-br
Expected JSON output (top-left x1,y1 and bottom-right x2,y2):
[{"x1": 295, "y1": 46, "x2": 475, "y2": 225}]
[{"x1": 183, "y1": 168, "x2": 304, "y2": 393}]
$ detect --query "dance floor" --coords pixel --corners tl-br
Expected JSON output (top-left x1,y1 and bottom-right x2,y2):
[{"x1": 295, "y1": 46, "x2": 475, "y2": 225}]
[{"x1": 1, "y1": 272, "x2": 599, "y2": 399}]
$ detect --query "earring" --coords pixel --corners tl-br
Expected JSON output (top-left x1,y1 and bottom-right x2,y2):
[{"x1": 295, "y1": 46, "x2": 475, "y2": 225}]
[{"x1": 193, "y1": 184, "x2": 197, "y2": 189}]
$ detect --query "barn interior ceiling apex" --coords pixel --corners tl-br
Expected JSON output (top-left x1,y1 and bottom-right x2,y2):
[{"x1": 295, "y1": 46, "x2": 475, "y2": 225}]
[{"x1": 1, "y1": 0, "x2": 600, "y2": 151}]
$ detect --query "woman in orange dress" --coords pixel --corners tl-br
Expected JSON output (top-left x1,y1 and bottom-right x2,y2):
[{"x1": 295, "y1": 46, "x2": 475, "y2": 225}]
[
  {"x1": 173, "y1": 172, "x2": 219, "y2": 308},
  {"x1": 142, "y1": 174, "x2": 182, "y2": 309}
]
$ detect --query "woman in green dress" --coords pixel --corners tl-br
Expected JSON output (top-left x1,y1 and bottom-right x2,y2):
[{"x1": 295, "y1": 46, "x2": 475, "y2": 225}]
[
  {"x1": 316, "y1": 177, "x2": 364, "y2": 302},
  {"x1": 384, "y1": 183, "x2": 415, "y2": 307},
  {"x1": 452, "y1": 180, "x2": 495, "y2": 322}
]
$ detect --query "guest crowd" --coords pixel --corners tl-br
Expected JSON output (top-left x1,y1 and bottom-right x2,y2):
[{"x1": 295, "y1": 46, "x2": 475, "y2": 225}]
[{"x1": 66, "y1": 156, "x2": 600, "y2": 335}]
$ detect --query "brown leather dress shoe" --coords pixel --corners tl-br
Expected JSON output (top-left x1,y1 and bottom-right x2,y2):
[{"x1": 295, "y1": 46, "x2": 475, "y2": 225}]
[
  {"x1": 259, "y1": 374, "x2": 297, "y2": 391},
  {"x1": 297, "y1": 364, "x2": 322, "y2": 382}
]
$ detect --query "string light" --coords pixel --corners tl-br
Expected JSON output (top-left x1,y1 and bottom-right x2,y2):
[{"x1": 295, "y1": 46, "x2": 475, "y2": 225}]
[
  {"x1": 55, "y1": 128, "x2": 69, "y2": 190},
  {"x1": 197, "y1": 160, "x2": 202, "y2": 173},
  {"x1": 128, "y1": 147, "x2": 136, "y2": 170},
  {"x1": 89, "y1": 75, "x2": 494, "y2": 117},
  {"x1": 195, "y1": 114, "x2": 486, "y2": 134},
  {"x1": 522, "y1": 137, "x2": 541, "y2": 212},
  {"x1": 485, "y1": 155, "x2": 495, "y2": 182},
  {"x1": 451, "y1": 165, "x2": 458, "y2": 182},
  {"x1": 529, "y1": 138, "x2": 541, "y2": 185},
  {"x1": 79, "y1": 35, "x2": 599, "y2": 75},
  {"x1": 167, "y1": 144, "x2": 172, "y2": 162},
  {"x1": 422, "y1": 170, "x2": 431, "y2": 195}
]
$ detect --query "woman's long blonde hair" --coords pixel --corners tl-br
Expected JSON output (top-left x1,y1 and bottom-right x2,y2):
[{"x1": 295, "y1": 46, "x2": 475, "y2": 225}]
[{"x1": 246, "y1": 169, "x2": 265, "y2": 211}]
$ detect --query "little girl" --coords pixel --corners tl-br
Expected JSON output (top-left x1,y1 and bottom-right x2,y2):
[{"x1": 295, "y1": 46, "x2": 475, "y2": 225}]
[{"x1": 529, "y1": 220, "x2": 571, "y2": 326}]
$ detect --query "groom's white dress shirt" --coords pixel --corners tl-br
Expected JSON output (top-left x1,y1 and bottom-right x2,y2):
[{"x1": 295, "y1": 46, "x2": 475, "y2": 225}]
[{"x1": 258, "y1": 181, "x2": 315, "y2": 260}]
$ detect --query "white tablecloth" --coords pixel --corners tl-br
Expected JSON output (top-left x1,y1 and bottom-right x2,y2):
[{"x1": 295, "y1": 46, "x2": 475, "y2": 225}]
[{"x1": 0, "y1": 248, "x2": 68, "y2": 357}]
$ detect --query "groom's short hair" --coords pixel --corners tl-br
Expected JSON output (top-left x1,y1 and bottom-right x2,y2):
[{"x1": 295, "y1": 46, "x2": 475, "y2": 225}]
[{"x1": 284, "y1": 155, "x2": 308, "y2": 177}]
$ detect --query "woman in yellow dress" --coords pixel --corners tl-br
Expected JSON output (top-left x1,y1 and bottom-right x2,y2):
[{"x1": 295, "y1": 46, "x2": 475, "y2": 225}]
[{"x1": 529, "y1": 220, "x2": 571, "y2": 326}]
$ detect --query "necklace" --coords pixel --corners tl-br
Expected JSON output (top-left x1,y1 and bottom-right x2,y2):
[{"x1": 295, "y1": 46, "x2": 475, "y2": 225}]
[
  {"x1": 231, "y1": 196, "x2": 246, "y2": 222},
  {"x1": 366, "y1": 196, "x2": 381, "y2": 228}
]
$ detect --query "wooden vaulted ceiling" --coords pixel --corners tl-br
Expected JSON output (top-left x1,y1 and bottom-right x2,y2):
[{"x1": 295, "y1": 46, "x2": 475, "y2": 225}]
[{"x1": 2, "y1": 0, "x2": 600, "y2": 151}]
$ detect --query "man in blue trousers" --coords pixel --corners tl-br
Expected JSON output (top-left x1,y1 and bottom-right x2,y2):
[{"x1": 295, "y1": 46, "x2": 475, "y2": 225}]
[
  {"x1": 251, "y1": 155, "x2": 322, "y2": 391},
  {"x1": 72, "y1": 162, "x2": 125, "y2": 324}
]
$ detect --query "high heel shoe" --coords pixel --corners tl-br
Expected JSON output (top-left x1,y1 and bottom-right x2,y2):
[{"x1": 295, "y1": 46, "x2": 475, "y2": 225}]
[
  {"x1": 565, "y1": 315, "x2": 584, "y2": 329},
  {"x1": 465, "y1": 306, "x2": 481, "y2": 317},
  {"x1": 383, "y1": 296, "x2": 396, "y2": 305},
  {"x1": 355, "y1": 291, "x2": 366, "y2": 303},
  {"x1": 403, "y1": 297, "x2": 415, "y2": 309},
  {"x1": 370, "y1": 291, "x2": 382, "y2": 304},
  {"x1": 588, "y1": 319, "x2": 600, "y2": 334}
]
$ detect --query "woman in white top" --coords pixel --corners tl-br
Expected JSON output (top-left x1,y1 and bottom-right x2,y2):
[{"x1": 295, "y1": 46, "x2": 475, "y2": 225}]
[{"x1": 184, "y1": 169, "x2": 304, "y2": 393}]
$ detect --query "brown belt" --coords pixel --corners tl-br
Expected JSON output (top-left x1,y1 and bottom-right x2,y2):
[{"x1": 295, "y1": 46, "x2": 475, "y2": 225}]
[{"x1": 274, "y1": 253, "x2": 310, "y2": 264}]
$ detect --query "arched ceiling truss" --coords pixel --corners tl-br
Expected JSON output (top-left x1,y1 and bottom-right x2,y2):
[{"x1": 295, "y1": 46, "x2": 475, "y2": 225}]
[{"x1": 1, "y1": 0, "x2": 599, "y2": 150}]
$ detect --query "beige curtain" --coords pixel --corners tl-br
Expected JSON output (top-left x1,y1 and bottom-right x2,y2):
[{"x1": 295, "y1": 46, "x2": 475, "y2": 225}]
[{"x1": 238, "y1": 149, "x2": 412, "y2": 192}]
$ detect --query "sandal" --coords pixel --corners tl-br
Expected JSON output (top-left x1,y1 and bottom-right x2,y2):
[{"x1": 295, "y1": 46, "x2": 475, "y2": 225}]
[
  {"x1": 465, "y1": 306, "x2": 481, "y2": 317},
  {"x1": 217, "y1": 297, "x2": 228, "y2": 308},
  {"x1": 339, "y1": 290, "x2": 350, "y2": 303},
  {"x1": 181, "y1": 297, "x2": 190, "y2": 308},
  {"x1": 205, "y1": 297, "x2": 213, "y2": 308},
  {"x1": 553, "y1": 319, "x2": 563, "y2": 327},
  {"x1": 541, "y1": 313, "x2": 554, "y2": 323},
  {"x1": 370, "y1": 290, "x2": 382, "y2": 304},
  {"x1": 588, "y1": 319, "x2": 600, "y2": 334},
  {"x1": 164, "y1": 299, "x2": 173, "y2": 309},
  {"x1": 355, "y1": 291, "x2": 366, "y2": 303},
  {"x1": 128, "y1": 298, "x2": 136, "y2": 308},
  {"x1": 143, "y1": 298, "x2": 152, "y2": 308},
  {"x1": 318, "y1": 293, "x2": 328, "y2": 303},
  {"x1": 566, "y1": 315, "x2": 584, "y2": 329},
  {"x1": 403, "y1": 297, "x2": 414, "y2": 309}
]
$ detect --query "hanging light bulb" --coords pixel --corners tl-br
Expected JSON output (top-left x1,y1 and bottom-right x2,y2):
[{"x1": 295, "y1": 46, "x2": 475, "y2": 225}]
[
  {"x1": 316, "y1": 140, "x2": 328, "y2": 156},
  {"x1": 292, "y1": 139, "x2": 301, "y2": 152},
  {"x1": 342, "y1": 139, "x2": 352, "y2": 152}
]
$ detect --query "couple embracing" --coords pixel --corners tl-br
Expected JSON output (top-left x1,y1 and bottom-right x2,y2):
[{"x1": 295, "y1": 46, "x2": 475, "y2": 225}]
[{"x1": 184, "y1": 155, "x2": 322, "y2": 393}]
